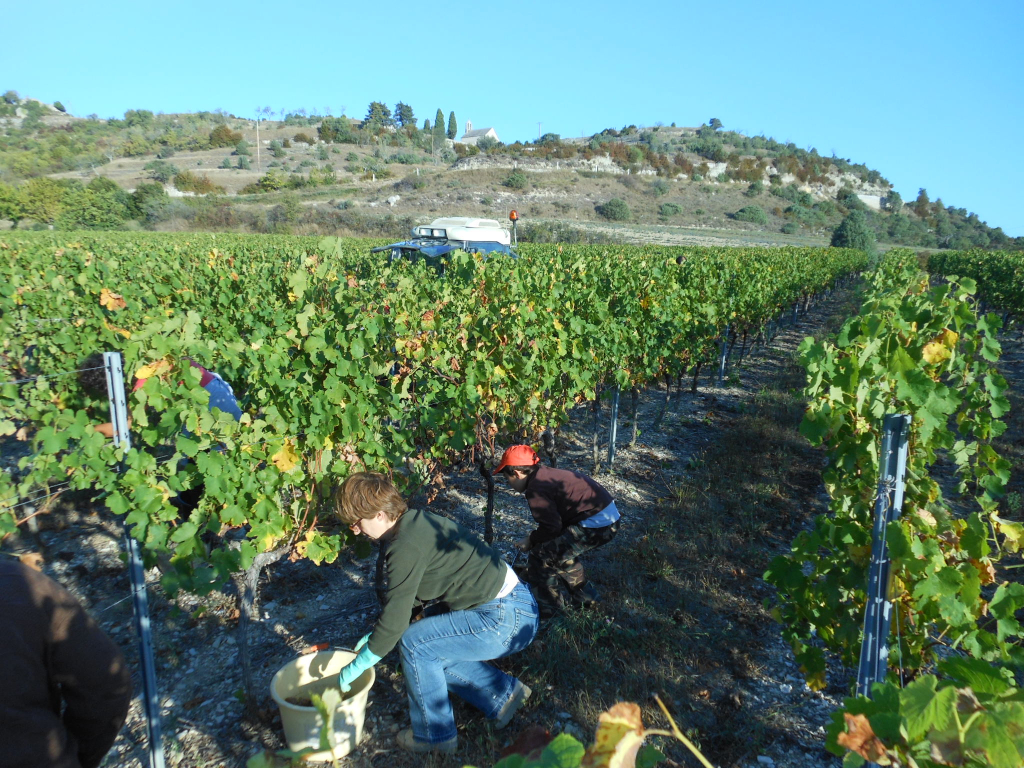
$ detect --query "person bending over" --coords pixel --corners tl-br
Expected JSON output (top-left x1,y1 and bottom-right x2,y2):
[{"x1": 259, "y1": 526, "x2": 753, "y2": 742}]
[
  {"x1": 496, "y1": 444, "x2": 620, "y2": 619},
  {"x1": 333, "y1": 472, "x2": 539, "y2": 754}
]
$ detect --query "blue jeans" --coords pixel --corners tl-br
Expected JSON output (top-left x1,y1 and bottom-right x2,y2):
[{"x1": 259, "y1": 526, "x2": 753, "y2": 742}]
[{"x1": 398, "y1": 581, "x2": 539, "y2": 743}]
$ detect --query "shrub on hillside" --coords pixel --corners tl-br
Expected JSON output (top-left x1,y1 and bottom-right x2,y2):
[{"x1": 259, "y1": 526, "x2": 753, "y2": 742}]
[
  {"x1": 209, "y1": 124, "x2": 243, "y2": 148},
  {"x1": 293, "y1": 132, "x2": 314, "y2": 144},
  {"x1": 781, "y1": 222, "x2": 799, "y2": 234},
  {"x1": 744, "y1": 181, "x2": 764, "y2": 197},
  {"x1": 732, "y1": 205, "x2": 769, "y2": 225},
  {"x1": 388, "y1": 153, "x2": 419, "y2": 165},
  {"x1": 234, "y1": 140, "x2": 251, "y2": 156},
  {"x1": 596, "y1": 198, "x2": 631, "y2": 221},
  {"x1": 173, "y1": 170, "x2": 224, "y2": 195},
  {"x1": 269, "y1": 140, "x2": 286, "y2": 159},
  {"x1": 503, "y1": 171, "x2": 528, "y2": 190},
  {"x1": 53, "y1": 101, "x2": 66, "y2": 113},
  {"x1": 659, "y1": 202, "x2": 683, "y2": 217},
  {"x1": 649, "y1": 179, "x2": 670, "y2": 197},
  {"x1": 144, "y1": 160, "x2": 178, "y2": 183}
]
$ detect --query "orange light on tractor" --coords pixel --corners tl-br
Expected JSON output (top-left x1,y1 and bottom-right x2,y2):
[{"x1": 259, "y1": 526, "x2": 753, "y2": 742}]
[{"x1": 509, "y1": 210, "x2": 519, "y2": 222}]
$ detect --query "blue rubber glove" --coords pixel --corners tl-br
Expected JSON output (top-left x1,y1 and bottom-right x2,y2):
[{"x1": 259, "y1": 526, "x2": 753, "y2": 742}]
[
  {"x1": 338, "y1": 643, "x2": 382, "y2": 693},
  {"x1": 353, "y1": 634, "x2": 371, "y2": 653}
]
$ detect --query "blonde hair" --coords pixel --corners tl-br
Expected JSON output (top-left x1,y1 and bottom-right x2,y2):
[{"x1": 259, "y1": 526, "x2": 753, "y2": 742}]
[{"x1": 335, "y1": 472, "x2": 407, "y2": 525}]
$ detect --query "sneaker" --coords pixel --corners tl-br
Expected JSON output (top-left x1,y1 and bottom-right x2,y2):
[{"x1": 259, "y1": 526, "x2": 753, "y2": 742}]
[
  {"x1": 494, "y1": 681, "x2": 532, "y2": 730},
  {"x1": 396, "y1": 728, "x2": 458, "y2": 754}
]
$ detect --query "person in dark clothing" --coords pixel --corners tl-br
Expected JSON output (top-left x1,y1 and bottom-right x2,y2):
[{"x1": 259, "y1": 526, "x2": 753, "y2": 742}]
[
  {"x1": 0, "y1": 558, "x2": 132, "y2": 768},
  {"x1": 333, "y1": 472, "x2": 539, "y2": 754},
  {"x1": 496, "y1": 444, "x2": 620, "y2": 618}
]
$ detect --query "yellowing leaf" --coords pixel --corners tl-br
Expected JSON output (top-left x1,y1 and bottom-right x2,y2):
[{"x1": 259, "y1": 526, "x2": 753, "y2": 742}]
[
  {"x1": 581, "y1": 703, "x2": 646, "y2": 768},
  {"x1": 135, "y1": 359, "x2": 172, "y2": 380},
  {"x1": 922, "y1": 328, "x2": 958, "y2": 365},
  {"x1": 922, "y1": 342, "x2": 951, "y2": 366},
  {"x1": 992, "y1": 513, "x2": 1023, "y2": 553},
  {"x1": 99, "y1": 288, "x2": 127, "y2": 311},
  {"x1": 271, "y1": 439, "x2": 300, "y2": 473},
  {"x1": 103, "y1": 320, "x2": 131, "y2": 339}
]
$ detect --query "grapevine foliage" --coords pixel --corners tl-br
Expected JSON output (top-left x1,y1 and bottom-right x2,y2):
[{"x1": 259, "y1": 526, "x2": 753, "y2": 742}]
[
  {"x1": 1, "y1": 232, "x2": 865, "y2": 595},
  {"x1": 766, "y1": 249, "x2": 1024, "y2": 766}
]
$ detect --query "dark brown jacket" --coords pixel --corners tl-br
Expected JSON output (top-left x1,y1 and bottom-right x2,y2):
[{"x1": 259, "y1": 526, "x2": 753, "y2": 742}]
[
  {"x1": 524, "y1": 465, "x2": 614, "y2": 546},
  {"x1": 0, "y1": 560, "x2": 132, "y2": 768}
]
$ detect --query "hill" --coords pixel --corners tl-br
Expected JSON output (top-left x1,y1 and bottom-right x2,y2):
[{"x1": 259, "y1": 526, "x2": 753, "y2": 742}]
[{"x1": 0, "y1": 91, "x2": 1019, "y2": 250}]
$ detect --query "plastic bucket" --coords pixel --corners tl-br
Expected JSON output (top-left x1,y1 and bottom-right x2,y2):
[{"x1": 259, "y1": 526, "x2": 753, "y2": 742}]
[{"x1": 270, "y1": 650, "x2": 375, "y2": 761}]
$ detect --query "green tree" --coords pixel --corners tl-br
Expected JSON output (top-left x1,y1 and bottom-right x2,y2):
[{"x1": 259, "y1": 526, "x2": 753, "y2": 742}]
[
  {"x1": 20, "y1": 177, "x2": 77, "y2": 224},
  {"x1": 432, "y1": 109, "x2": 446, "y2": 148},
  {"x1": 422, "y1": 118, "x2": 430, "y2": 132},
  {"x1": 318, "y1": 116, "x2": 352, "y2": 144},
  {"x1": 709, "y1": 117, "x2": 723, "y2": 130},
  {"x1": 914, "y1": 188, "x2": 930, "y2": 217},
  {"x1": 885, "y1": 190, "x2": 903, "y2": 213},
  {"x1": 56, "y1": 186, "x2": 129, "y2": 230},
  {"x1": 363, "y1": 102, "x2": 392, "y2": 131},
  {"x1": 830, "y1": 210, "x2": 876, "y2": 252},
  {"x1": 394, "y1": 102, "x2": 415, "y2": 128},
  {"x1": 53, "y1": 101, "x2": 66, "y2": 113},
  {"x1": 447, "y1": 111, "x2": 457, "y2": 139},
  {"x1": 596, "y1": 198, "x2": 631, "y2": 221},
  {"x1": 128, "y1": 182, "x2": 167, "y2": 220},
  {"x1": 476, "y1": 136, "x2": 499, "y2": 151},
  {"x1": 0, "y1": 182, "x2": 24, "y2": 227},
  {"x1": 2, "y1": 90, "x2": 19, "y2": 105},
  {"x1": 123, "y1": 109, "x2": 154, "y2": 127},
  {"x1": 144, "y1": 160, "x2": 179, "y2": 183}
]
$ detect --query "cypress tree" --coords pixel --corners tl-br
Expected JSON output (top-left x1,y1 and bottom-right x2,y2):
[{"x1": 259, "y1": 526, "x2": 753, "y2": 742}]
[{"x1": 447, "y1": 111, "x2": 457, "y2": 139}]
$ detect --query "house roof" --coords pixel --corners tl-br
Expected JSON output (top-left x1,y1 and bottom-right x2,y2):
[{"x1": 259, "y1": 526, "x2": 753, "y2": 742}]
[{"x1": 461, "y1": 127, "x2": 496, "y2": 138}]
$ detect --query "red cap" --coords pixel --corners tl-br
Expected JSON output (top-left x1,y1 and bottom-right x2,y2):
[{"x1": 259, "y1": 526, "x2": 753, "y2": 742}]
[{"x1": 494, "y1": 444, "x2": 539, "y2": 473}]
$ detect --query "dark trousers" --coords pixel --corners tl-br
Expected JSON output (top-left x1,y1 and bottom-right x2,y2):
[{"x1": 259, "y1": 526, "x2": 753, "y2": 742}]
[{"x1": 526, "y1": 521, "x2": 618, "y2": 616}]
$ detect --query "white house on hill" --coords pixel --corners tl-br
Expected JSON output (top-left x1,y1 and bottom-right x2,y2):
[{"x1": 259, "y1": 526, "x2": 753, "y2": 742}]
[{"x1": 458, "y1": 120, "x2": 499, "y2": 146}]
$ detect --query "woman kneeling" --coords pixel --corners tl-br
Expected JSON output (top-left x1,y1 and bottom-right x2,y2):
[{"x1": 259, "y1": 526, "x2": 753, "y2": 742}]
[{"x1": 334, "y1": 472, "x2": 539, "y2": 753}]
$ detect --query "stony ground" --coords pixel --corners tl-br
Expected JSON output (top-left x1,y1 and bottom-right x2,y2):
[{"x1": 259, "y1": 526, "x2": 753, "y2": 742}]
[{"x1": 7, "y1": 285, "x2": 1020, "y2": 768}]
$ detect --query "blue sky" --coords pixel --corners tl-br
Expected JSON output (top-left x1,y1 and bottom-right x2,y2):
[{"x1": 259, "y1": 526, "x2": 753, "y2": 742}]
[{"x1": 4, "y1": 0, "x2": 1022, "y2": 235}]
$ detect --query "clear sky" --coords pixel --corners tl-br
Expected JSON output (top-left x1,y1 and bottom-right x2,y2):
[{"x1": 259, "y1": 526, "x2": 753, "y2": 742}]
[{"x1": 4, "y1": 0, "x2": 1022, "y2": 235}]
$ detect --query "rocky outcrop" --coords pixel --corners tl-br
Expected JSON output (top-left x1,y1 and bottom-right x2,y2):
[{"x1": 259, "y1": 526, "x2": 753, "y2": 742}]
[{"x1": 454, "y1": 154, "x2": 625, "y2": 174}]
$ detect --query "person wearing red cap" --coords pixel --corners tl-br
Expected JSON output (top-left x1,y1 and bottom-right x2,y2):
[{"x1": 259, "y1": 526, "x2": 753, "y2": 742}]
[{"x1": 495, "y1": 445, "x2": 620, "y2": 618}]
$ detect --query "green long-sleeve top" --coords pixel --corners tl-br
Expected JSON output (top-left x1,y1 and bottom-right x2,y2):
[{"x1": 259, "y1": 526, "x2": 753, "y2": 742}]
[{"x1": 367, "y1": 507, "x2": 508, "y2": 658}]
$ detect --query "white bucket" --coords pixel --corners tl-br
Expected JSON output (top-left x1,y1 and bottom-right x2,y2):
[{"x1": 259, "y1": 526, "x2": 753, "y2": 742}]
[{"x1": 269, "y1": 650, "x2": 375, "y2": 761}]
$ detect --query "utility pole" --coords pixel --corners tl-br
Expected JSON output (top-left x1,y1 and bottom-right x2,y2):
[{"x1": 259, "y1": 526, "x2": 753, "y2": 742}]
[
  {"x1": 254, "y1": 108, "x2": 261, "y2": 173},
  {"x1": 537, "y1": 122, "x2": 541, "y2": 140}
]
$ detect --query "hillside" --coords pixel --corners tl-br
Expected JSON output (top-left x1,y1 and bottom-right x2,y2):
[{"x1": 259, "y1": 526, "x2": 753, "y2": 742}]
[{"x1": 0, "y1": 91, "x2": 1019, "y2": 250}]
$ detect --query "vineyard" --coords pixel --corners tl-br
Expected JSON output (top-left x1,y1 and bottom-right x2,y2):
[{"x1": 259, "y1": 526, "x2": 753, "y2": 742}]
[{"x1": 1, "y1": 233, "x2": 1022, "y2": 768}]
